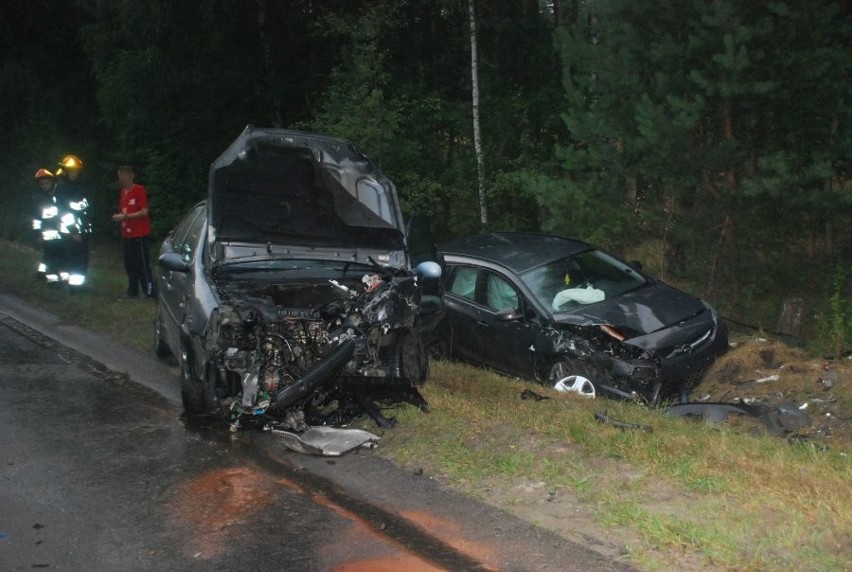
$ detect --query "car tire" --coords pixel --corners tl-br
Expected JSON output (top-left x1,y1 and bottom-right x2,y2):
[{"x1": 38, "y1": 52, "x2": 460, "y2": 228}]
[
  {"x1": 400, "y1": 331, "x2": 429, "y2": 384},
  {"x1": 154, "y1": 308, "x2": 172, "y2": 359},
  {"x1": 547, "y1": 358, "x2": 600, "y2": 396},
  {"x1": 180, "y1": 347, "x2": 220, "y2": 418}
]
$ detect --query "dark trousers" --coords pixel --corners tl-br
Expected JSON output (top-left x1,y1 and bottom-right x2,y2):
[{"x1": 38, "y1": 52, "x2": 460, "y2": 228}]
[
  {"x1": 66, "y1": 234, "x2": 89, "y2": 277},
  {"x1": 40, "y1": 240, "x2": 65, "y2": 276},
  {"x1": 123, "y1": 236, "x2": 155, "y2": 297},
  {"x1": 38, "y1": 237, "x2": 87, "y2": 282}
]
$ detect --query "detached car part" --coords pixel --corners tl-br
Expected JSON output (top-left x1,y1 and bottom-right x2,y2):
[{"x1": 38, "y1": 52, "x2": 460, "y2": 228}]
[{"x1": 664, "y1": 401, "x2": 811, "y2": 435}]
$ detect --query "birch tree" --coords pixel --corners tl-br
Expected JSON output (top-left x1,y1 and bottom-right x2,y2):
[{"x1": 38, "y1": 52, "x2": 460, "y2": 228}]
[{"x1": 469, "y1": 0, "x2": 487, "y2": 225}]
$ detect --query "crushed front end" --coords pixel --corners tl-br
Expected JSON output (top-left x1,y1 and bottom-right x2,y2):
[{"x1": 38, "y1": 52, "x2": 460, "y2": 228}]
[
  {"x1": 204, "y1": 269, "x2": 429, "y2": 432},
  {"x1": 539, "y1": 306, "x2": 728, "y2": 404}
]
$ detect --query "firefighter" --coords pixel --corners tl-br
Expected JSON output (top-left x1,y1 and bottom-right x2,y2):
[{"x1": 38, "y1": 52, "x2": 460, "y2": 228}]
[
  {"x1": 31, "y1": 168, "x2": 66, "y2": 283},
  {"x1": 53, "y1": 154, "x2": 92, "y2": 289}
]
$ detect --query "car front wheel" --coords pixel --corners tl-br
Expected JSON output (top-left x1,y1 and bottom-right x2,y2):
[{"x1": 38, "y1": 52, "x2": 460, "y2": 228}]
[
  {"x1": 180, "y1": 347, "x2": 220, "y2": 418},
  {"x1": 547, "y1": 358, "x2": 599, "y2": 398}
]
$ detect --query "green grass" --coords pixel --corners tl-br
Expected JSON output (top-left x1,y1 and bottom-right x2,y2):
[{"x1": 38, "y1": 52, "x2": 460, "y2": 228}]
[
  {"x1": 381, "y1": 361, "x2": 851, "y2": 571},
  {"x1": 1, "y1": 238, "x2": 156, "y2": 353},
  {"x1": 2, "y1": 238, "x2": 850, "y2": 571}
]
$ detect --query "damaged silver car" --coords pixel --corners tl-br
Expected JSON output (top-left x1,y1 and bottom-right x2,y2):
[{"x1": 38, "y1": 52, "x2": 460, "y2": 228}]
[
  {"x1": 437, "y1": 232, "x2": 728, "y2": 404},
  {"x1": 154, "y1": 126, "x2": 440, "y2": 431}
]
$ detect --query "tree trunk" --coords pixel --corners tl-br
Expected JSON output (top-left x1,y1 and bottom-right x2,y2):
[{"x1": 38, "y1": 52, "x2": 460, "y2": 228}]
[{"x1": 469, "y1": 0, "x2": 487, "y2": 225}]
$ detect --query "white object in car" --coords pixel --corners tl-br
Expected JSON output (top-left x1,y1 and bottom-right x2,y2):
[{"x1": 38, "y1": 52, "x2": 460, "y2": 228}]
[{"x1": 552, "y1": 286, "x2": 605, "y2": 308}]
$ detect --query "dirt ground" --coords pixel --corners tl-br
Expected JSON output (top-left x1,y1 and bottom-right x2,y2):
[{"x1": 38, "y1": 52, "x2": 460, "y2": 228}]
[{"x1": 691, "y1": 336, "x2": 851, "y2": 450}]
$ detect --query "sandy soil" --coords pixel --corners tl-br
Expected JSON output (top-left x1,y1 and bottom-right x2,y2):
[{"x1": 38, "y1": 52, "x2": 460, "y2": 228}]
[{"x1": 694, "y1": 337, "x2": 850, "y2": 449}]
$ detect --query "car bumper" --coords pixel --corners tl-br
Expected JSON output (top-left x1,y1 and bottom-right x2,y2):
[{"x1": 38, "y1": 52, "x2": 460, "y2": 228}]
[{"x1": 600, "y1": 318, "x2": 729, "y2": 401}]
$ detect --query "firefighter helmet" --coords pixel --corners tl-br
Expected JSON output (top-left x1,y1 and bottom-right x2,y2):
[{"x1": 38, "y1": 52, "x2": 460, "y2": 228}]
[
  {"x1": 35, "y1": 168, "x2": 55, "y2": 180},
  {"x1": 58, "y1": 154, "x2": 84, "y2": 171}
]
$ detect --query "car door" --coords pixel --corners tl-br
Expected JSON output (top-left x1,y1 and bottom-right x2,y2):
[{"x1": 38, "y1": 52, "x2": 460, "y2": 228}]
[
  {"x1": 444, "y1": 264, "x2": 537, "y2": 378},
  {"x1": 476, "y1": 270, "x2": 537, "y2": 378},
  {"x1": 443, "y1": 264, "x2": 488, "y2": 364},
  {"x1": 158, "y1": 204, "x2": 206, "y2": 347}
]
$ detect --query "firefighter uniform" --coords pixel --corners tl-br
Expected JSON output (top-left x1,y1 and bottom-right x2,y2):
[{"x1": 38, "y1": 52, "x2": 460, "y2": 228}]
[
  {"x1": 31, "y1": 168, "x2": 66, "y2": 282},
  {"x1": 52, "y1": 155, "x2": 92, "y2": 288}
]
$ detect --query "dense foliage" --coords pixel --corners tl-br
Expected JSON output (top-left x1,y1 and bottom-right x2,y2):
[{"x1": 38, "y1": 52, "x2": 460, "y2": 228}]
[{"x1": 1, "y1": 0, "x2": 849, "y2": 348}]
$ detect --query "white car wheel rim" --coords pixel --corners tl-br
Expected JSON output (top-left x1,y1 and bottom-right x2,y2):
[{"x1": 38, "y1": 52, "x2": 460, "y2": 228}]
[{"x1": 553, "y1": 375, "x2": 596, "y2": 398}]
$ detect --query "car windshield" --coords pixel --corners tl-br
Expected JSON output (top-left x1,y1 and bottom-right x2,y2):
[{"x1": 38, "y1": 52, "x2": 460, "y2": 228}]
[{"x1": 520, "y1": 249, "x2": 647, "y2": 313}]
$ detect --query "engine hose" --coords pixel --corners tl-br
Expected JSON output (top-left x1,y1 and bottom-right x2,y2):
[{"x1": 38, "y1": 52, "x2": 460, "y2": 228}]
[{"x1": 275, "y1": 340, "x2": 355, "y2": 409}]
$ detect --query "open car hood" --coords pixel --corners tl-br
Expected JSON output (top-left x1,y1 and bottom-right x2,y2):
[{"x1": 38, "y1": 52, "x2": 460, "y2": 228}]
[{"x1": 208, "y1": 126, "x2": 406, "y2": 255}]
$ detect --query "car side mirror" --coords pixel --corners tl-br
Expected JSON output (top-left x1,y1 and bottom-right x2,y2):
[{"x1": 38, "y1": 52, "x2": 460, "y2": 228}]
[
  {"x1": 414, "y1": 260, "x2": 442, "y2": 280},
  {"x1": 158, "y1": 252, "x2": 190, "y2": 273}
]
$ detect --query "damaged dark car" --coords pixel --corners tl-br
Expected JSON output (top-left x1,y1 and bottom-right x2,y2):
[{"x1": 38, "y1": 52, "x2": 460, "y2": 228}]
[
  {"x1": 154, "y1": 126, "x2": 441, "y2": 431},
  {"x1": 437, "y1": 232, "x2": 728, "y2": 404}
]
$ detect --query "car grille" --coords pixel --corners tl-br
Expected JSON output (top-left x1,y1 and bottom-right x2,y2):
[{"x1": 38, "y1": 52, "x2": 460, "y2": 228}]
[{"x1": 663, "y1": 327, "x2": 713, "y2": 360}]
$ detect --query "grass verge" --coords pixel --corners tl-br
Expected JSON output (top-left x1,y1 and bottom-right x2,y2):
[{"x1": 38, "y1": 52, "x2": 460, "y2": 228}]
[{"x1": 1, "y1": 238, "x2": 849, "y2": 571}]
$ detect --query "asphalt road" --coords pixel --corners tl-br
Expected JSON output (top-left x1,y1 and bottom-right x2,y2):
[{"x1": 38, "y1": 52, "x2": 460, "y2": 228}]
[{"x1": 0, "y1": 294, "x2": 633, "y2": 571}]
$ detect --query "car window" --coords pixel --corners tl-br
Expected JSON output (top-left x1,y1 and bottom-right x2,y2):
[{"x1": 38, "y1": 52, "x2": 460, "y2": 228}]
[
  {"x1": 521, "y1": 249, "x2": 646, "y2": 311},
  {"x1": 484, "y1": 272, "x2": 519, "y2": 312},
  {"x1": 172, "y1": 206, "x2": 203, "y2": 251},
  {"x1": 171, "y1": 206, "x2": 205, "y2": 263},
  {"x1": 179, "y1": 208, "x2": 206, "y2": 263},
  {"x1": 448, "y1": 266, "x2": 478, "y2": 300}
]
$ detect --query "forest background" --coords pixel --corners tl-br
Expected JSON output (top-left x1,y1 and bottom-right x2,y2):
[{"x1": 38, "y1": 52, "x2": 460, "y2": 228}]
[{"x1": 1, "y1": 0, "x2": 849, "y2": 353}]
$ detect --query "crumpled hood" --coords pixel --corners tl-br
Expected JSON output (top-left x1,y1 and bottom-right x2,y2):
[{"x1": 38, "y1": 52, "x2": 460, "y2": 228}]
[
  {"x1": 558, "y1": 281, "x2": 707, "y2": 335},
  {"x1": 208, "y1": 126, "x2": 405, "y2": 252}
]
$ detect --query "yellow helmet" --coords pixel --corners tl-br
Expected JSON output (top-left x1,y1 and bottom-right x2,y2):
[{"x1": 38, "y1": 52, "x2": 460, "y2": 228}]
[
  {"x1": 35, "y1": 168, "x2": 55, "y2": 180},
  {"x1": 58, "y1": 154, "x2": 84, "y2": 171}
]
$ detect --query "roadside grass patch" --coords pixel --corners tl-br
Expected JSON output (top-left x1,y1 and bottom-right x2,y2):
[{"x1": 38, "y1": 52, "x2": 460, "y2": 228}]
[
  {"x1": 0, "y1": 239, "x2": 156, "y2": 353},
  {"x1": 382, "y1": 360, "x2": 851, "y2": 571}
]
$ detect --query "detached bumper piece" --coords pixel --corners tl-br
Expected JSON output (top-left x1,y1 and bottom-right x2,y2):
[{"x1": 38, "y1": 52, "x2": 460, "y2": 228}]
[{"x1": 268, "y1": 426, "x2": 380, "y2": 456}]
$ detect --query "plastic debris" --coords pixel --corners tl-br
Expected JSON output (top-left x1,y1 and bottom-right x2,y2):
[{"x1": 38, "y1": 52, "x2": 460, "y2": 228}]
[
  {"x1": 270, "y1": 426, "x2": 380, "y2": 456},
  {"x1": 594, "y1": 411, "x2": 653, "y2": 433}
]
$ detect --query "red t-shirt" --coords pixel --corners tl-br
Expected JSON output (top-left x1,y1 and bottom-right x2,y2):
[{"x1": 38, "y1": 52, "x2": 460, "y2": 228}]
[{"x1": 119, "y1": 183, "x2": 152, "y2": 238}]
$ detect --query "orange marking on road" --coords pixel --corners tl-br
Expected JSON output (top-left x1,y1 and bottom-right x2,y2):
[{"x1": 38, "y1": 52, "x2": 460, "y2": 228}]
[
  {"x1": 332, "y1": 555, "x2": 446, "y2": 571},
  {"x1": 277, "y1": 476, "x2": 306, "y2": 494},
  {"x1": 170, "y1": 466, "x2": 277, "y2": 559},
  {"x1": 311, "y1": 494, "x2": 445, "y2": 571},
  {"x1": 401, "y1": 510, "x2": 499, "y2": 570}
]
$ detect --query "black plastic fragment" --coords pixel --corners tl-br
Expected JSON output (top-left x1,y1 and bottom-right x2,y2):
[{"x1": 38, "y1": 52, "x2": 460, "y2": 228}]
[
  {"x1": 594, "y1": 410, "x2": 653, "y2": 432},
  {"x1": 521, "y1": 389, "x2": 550, "y2": 401}
]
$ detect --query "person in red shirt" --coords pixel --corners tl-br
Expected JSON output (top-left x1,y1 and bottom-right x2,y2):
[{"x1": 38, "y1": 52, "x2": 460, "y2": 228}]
[{"x1": 111, "y1": 165, "x2": 156, "y2": 298}]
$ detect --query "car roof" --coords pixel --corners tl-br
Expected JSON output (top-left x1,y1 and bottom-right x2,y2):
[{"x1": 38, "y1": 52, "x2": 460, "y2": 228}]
[{"x1": 440, "y1": 232, "x2": 591, "y2": 273}]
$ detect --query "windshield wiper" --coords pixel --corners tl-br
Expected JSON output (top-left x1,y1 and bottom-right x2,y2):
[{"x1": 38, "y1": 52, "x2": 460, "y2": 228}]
[{"x1": 215, "y1": 264, "x2": 302, "y2": 275}]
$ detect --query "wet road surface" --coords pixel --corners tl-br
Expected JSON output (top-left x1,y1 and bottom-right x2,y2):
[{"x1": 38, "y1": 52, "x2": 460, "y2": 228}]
[{"x1": 0, "y1": 297, "x2": 633, "y2": 571}]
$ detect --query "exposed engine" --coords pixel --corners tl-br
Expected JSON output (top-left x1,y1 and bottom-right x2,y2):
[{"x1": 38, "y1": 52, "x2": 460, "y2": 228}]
[{"x1": 206, "y1": 270, "x2": 428, "y2": 431}]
